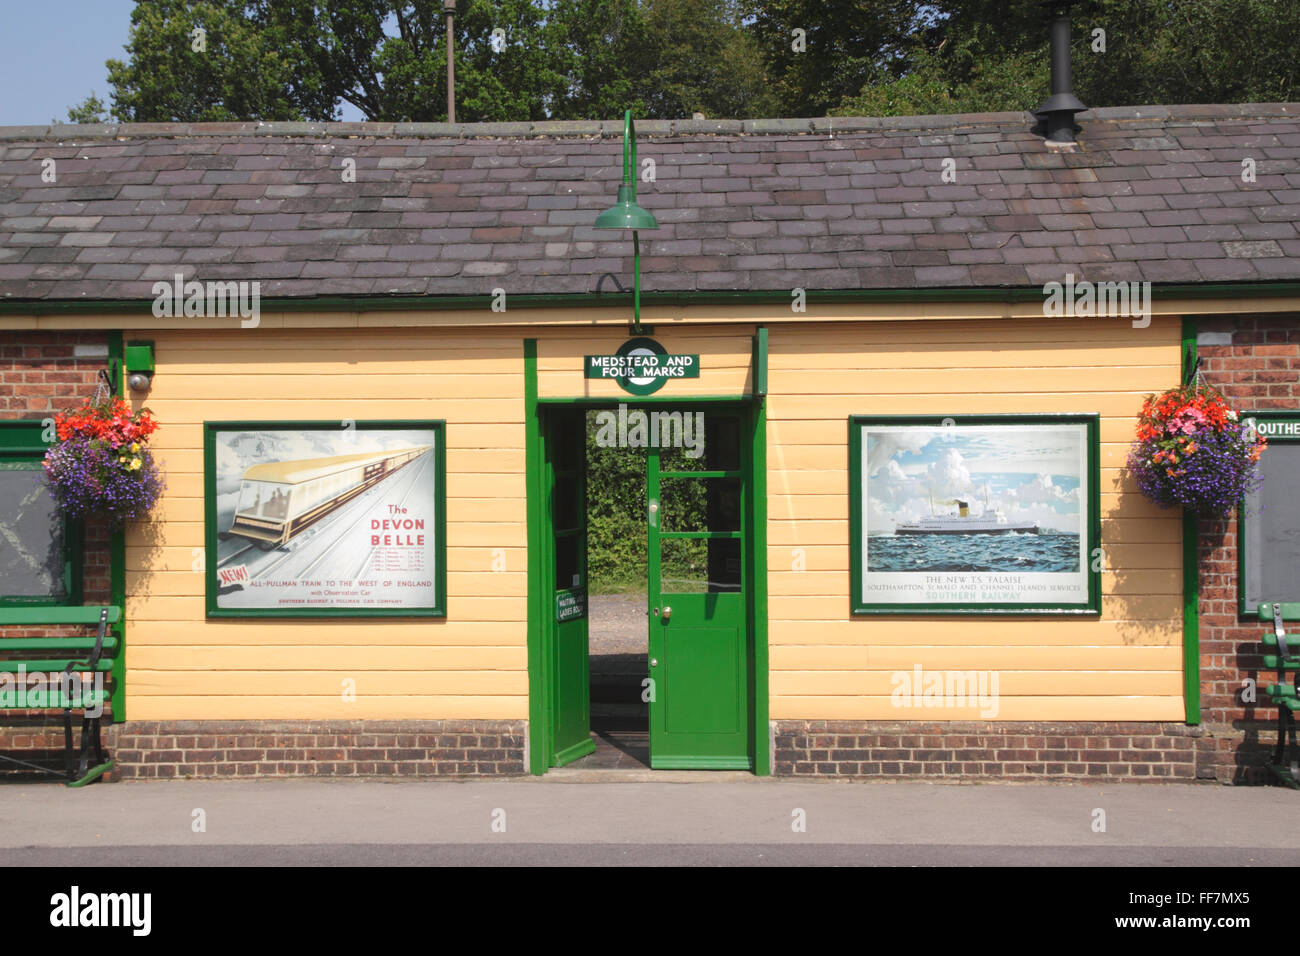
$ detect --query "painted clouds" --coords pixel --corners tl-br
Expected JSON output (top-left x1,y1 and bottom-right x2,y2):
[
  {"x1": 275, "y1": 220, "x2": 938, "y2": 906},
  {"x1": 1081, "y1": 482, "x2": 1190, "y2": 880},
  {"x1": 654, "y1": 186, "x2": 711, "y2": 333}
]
[{"x1": 863, "y1": 424, "x2": 1085, "y2": 534}]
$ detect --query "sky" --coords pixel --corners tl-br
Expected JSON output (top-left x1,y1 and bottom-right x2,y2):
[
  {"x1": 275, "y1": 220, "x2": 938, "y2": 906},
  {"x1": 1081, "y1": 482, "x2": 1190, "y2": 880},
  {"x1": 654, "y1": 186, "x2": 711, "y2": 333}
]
[
  {"x1": 0, "y1": 0, "x2": 364, "y2": 125},
  {"x1": 0, "y1": 0, "x2": 137, "y2": 125}
]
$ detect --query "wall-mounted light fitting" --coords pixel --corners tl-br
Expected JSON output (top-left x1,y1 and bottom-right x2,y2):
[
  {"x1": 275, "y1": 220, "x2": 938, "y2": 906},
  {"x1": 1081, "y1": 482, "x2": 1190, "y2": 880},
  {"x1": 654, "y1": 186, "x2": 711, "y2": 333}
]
[{"x1": 125, "y1": 340, "x2": 155, "y2": 392}]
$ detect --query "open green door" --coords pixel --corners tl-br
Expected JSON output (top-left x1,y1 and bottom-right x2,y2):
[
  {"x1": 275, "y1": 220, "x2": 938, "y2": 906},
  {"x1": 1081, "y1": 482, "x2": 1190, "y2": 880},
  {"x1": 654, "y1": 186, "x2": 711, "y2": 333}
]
[
  {"x1": 647, "y1": 408, "x2": 753, "y2": 769},
  {"x1": 545, "y1": 408, "x2": 595, "y2": 766}
]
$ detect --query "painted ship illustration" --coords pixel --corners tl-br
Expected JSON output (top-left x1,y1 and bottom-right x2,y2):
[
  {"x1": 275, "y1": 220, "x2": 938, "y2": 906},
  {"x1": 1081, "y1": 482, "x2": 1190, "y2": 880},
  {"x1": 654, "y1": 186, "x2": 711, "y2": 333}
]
[{"x1": 895, "y1": 486, "x2": 1038, "y2": 536}]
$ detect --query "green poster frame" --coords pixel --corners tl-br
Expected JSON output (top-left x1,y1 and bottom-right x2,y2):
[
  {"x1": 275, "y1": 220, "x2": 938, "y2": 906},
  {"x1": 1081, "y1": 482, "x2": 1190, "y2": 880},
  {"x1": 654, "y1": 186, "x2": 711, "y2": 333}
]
[
  {"x1": 849, "y1": 413, "x2": 1102, "y2": 615},
  {"x1": 203, "y1": 419, "x2": 446, "y2": 618}
]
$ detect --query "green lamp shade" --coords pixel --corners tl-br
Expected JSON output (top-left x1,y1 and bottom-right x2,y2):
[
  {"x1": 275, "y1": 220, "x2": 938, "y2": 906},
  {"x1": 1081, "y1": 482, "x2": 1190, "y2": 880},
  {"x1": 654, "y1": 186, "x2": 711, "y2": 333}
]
[{"x1": 594, "y1": 183, "x2": 659, "y2": 230}]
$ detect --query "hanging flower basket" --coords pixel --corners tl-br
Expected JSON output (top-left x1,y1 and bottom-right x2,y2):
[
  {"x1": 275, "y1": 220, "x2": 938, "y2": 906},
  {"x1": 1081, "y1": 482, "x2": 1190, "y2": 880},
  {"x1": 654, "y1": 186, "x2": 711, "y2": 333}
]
[
  {"x1": 43, "y1": 397, "x2": 164, "y2": 524},
  {"x1": 1126, "y1": 383, "x2": 1266, "y2": 519}
]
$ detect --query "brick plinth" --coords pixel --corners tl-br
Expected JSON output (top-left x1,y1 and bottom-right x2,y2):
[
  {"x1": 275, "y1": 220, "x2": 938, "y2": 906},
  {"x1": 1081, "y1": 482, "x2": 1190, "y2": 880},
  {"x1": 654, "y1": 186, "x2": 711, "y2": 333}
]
[
  {"x1": 103, "y1": 720, "x2": 526, "y2": 779},
  {"x1": 1, "y1": 719, "x2": 527, "y2": 781},
  {"x1": 773, "y1": 721, "x2": 1210, "y2": 780}
]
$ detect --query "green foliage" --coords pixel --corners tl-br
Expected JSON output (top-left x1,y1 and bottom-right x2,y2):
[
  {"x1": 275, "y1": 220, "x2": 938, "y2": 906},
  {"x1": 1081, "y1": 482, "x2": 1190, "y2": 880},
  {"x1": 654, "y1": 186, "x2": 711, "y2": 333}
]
[
  {"x1": 107, "y1": 0, "x2": 336, "y2": 122},
  {"x1": 585, "y1": 415, "x2": 647, "y2": 592},
  {"x1": 60, "y1": 93, "x2": 110, "y2": 125},
  {"x1": 584, "y1": 412, "x2": 711, "y2": 593},
  {"x1": 837, "y1": 0, "x2": 1300, "y2": 119},
  {"x1": 636, "y1": 0, "x2": 780, "y2": 120},
  {"x1": 547, "y1": 0, "x2": 649, "y2": 120},
  {"x1": 309, "y1": 0, "x2": 571, "y2": 122},
  {"x1": 835, "y1": 46, "x2": 1046, "y2": 117},
  {"x1": 744, "y1": 0, "x2": 919, "y2": 117},
  {"x1": 99, "y1": 1, "x2": 1300, "y2": 124},
  {"x1": 1069, "y1": 0, "x2": 1300, "y2": 107},
  {"x1": 103, "y1": 0, "x2": 778, "y2": 123}
]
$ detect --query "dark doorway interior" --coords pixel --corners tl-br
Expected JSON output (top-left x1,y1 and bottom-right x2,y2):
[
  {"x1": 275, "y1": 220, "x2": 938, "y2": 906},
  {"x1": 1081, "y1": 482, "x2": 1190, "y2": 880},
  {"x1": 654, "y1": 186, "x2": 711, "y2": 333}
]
[{"x1": 579, "y1": 409, "x2": 650, "y2": 769}]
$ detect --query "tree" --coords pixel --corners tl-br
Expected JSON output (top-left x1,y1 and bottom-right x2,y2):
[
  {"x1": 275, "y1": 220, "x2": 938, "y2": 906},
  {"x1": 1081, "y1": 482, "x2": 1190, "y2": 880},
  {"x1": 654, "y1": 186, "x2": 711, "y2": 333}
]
[
  {"x1": 106, "y1": 0, "x2": 336, "y2": 122},
  {"x1": 836, "y1": 0, "x2": 1300, "y2": 119},
  {"x1": 636, "y1": 0, "x2": 780, "y2": 120},
  {"x1": 743, "y1": 0, "x2": 920, "y2": 117},
  {"x1": 60, "y1": 93, "x2": 110, "y2": 124},
  {"x1": 547, "y1": 0, "x2": 649, "y2": 120},
  {"x1": 305, "y1": 0, "x2": 570, "y2": 122}
]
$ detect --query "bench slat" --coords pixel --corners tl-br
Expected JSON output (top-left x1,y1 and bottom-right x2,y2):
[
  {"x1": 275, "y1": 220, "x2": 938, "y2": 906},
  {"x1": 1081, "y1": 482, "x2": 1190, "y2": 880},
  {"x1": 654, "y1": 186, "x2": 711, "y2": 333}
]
[
  {"x1": 1262, "y1": 634, "x2": 1299, "y2": 648},
  {"x1": 1258, "y1": 602, "x2": 1300, "y2": 622},
  {"x1": 0, "y1": 689, "x2": 107, "y2": 709},
  {"x1": 0, "y1": 659, "x2": 113, "y2": 672},
  {"x1": 1262, "y1": 655, "x2": 1300, "y2": 670},
  {"x1": 0, "y1": 606, "x2": 121, "y2": 626},
  {"x1": 0, "y1": 637, "x2": 119, "y2": 653}
]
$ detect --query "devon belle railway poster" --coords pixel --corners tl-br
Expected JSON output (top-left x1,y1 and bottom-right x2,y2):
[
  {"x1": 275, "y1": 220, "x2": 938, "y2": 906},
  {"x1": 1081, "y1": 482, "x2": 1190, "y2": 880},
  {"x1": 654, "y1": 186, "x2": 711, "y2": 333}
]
[{"x1": 204, "y1": 421, "x2": 445, "y2": 616}]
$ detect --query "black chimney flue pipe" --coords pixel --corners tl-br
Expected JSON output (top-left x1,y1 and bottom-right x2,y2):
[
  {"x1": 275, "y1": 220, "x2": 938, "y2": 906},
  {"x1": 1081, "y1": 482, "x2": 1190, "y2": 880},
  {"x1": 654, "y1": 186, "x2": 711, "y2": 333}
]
[{"x1": 1034, "y1": 1, "x2": 1087, "y2": 143}]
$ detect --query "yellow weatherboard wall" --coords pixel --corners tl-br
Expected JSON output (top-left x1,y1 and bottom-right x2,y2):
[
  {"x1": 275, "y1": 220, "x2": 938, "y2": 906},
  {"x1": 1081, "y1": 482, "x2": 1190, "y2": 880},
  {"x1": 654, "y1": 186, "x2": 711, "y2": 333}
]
[
  {"x1": 766, "y1": 314, "x2": 1185, "y2": 721},
  {"x1": 125, "y1": 327, "x2": 528, "y2": 721},
  {"x1": 122, "y1": 312, "x2": 1185, "y2": 724}
]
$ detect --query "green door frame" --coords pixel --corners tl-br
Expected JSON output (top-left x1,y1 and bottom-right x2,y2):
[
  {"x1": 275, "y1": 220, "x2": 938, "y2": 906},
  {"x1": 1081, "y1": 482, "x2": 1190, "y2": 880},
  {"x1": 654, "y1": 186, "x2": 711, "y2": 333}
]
[{"x1": 524, "y1": 339, "x2": 769, "y2": 775}]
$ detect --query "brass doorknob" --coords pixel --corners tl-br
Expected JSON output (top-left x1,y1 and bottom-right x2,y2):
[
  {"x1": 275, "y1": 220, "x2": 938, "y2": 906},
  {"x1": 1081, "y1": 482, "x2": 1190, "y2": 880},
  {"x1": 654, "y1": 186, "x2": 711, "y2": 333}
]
[{"x1": 662, "y1": 606, "x2": 672, "y2": 620}]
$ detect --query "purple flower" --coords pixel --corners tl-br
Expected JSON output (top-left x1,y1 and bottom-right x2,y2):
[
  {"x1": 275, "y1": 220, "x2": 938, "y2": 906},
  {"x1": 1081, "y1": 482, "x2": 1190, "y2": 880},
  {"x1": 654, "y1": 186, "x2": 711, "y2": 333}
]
[
  {"x1": 1128, "y1": 420, "x2": 1262, "y2": 518},
  {"x1": 44, "y1": 437, "x2": 165, "y2": 525}
]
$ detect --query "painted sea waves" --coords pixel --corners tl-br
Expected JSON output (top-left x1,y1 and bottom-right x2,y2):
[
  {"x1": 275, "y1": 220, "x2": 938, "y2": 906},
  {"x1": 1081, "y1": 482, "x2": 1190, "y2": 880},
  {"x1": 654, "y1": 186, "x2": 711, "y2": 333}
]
[{"x1": 867, "y1": 531, "x2": 1081, "y2": 573}]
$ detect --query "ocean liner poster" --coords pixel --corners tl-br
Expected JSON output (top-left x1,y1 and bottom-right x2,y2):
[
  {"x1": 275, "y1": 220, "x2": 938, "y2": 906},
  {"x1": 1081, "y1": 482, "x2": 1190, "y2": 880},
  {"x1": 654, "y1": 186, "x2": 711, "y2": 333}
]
[
  {"x1": 203, "y1": 421, "x2": 446, "y2": 617},
  {"x1": 850, "y1": 415, "x2": 1100, "y2": 614}
]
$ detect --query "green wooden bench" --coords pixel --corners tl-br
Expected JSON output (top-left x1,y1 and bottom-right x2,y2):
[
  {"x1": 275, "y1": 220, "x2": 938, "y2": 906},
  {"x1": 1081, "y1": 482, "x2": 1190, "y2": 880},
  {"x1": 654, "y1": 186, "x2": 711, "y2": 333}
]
[
  {"x1": 1259, "y1": 602, "x2": 1300, "y2": 789},
  {"x1": 0, "y1": 606, "x2": 120, "y2": 787}
]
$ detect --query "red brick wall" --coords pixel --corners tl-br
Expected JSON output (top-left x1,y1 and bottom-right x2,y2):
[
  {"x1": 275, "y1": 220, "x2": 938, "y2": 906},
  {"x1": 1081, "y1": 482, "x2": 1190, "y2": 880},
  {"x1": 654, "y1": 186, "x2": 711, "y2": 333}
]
[{"x1": 1194, "y1": 312, "x2": 1300, "y2": 783}]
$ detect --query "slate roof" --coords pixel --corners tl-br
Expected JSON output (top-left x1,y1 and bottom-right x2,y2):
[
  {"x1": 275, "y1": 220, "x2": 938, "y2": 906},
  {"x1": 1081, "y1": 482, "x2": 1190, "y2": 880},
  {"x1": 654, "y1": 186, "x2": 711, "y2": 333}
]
[{"x1": 1, "y1": 104, "x2": 1299, "y2": 303}]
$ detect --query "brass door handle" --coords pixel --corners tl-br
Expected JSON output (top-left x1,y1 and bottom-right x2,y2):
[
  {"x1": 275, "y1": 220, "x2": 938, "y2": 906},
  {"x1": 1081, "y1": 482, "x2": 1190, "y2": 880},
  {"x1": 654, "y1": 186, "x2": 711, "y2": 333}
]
[{"x1": 662, "y1": 606, "x2": 672, "y2": 620}]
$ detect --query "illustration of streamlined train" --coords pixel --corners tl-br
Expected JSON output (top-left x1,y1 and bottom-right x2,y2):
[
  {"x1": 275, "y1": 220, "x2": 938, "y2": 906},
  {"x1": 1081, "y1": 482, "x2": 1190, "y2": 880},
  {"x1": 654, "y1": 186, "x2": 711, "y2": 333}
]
[{"x1": 225, "y1": 445, "x2": 431, "y2": 548}]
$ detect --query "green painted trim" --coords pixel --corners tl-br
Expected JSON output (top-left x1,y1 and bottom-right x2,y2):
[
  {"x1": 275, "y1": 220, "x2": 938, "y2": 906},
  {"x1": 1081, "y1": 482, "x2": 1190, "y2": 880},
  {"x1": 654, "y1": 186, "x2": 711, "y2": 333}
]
[
  {"x1": 538, "y1": 394, "x2": 754, "y2": 406},
  {"x1": 752, "y1": 326, "x2": 768, "y2": 398},
  {"x1": 553, "y1": 736, "x2": 597, "y2": 765},
  {"x1": 1237, "y1": 410, "x2": 1300, "y2": 617},
  {"x1": 1181, "y1": 316, "x2": 1200, "y2": 725},
  {"x1": 848, "y1": 413, "x2": 1102, "y2": 615},
  {"x1": 524, "y1": 340, "x2": 548, "y2": 775},
  {"x1": 201, "y1": 420, "x2": 447, "y2": 618},
  {"x1": 7, "y1": 281, "x2": 1300, "y2": 316},
  {"x1": 751, "y1": 396, "x2": 769, "y2": 776},
  {"x1": 108, "y1": 330, "x2": 126, "y2": 720},
  {"x1": 649, "y1": 755, "x2": 754, "y2": 770}
]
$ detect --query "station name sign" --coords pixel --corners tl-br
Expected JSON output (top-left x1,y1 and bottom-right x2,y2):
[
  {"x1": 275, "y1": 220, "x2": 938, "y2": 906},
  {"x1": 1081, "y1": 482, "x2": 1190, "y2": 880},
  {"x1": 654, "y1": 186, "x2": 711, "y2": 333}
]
[{"x1": 584, "y1": 337, "x2": 699, "y2": 395}]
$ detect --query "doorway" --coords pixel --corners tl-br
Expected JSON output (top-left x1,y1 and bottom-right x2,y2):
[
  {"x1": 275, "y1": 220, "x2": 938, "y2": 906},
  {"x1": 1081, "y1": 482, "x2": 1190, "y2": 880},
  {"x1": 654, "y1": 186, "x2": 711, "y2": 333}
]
[{"x1": 532, "y1": 400, "x2": 761, "y2": 773}]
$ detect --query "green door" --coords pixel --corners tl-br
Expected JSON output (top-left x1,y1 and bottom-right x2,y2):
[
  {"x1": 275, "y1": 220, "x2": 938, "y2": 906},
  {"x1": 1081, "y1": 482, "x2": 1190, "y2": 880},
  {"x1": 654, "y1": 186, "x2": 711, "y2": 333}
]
[
  {"x1": 647, "y1": 408, "x2": 753, "y2": 769},
  {"x1": 546, "y1": 408, "x2": 595, "y2": 766}
]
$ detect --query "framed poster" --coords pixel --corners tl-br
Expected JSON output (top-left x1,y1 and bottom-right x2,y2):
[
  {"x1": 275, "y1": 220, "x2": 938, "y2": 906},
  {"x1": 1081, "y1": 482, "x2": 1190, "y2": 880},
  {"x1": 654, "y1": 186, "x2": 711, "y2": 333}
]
[
  {"x1": 1238, "y1": 411, "x2": 1300, "y2": 616},
  {"x1": 204, "y1": 420, "x2": 446, "y2": 617},
  {"x1": 849, "y1": 414, "x2": 1101, "y2": 615}
]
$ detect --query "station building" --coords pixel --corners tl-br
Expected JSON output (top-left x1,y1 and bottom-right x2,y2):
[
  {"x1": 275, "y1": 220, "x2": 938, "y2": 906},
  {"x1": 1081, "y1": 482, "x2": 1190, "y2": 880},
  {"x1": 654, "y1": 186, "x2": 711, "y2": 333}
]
[{"x1": 1, "y1": 103, "x2": 1298, "y2": 782}]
